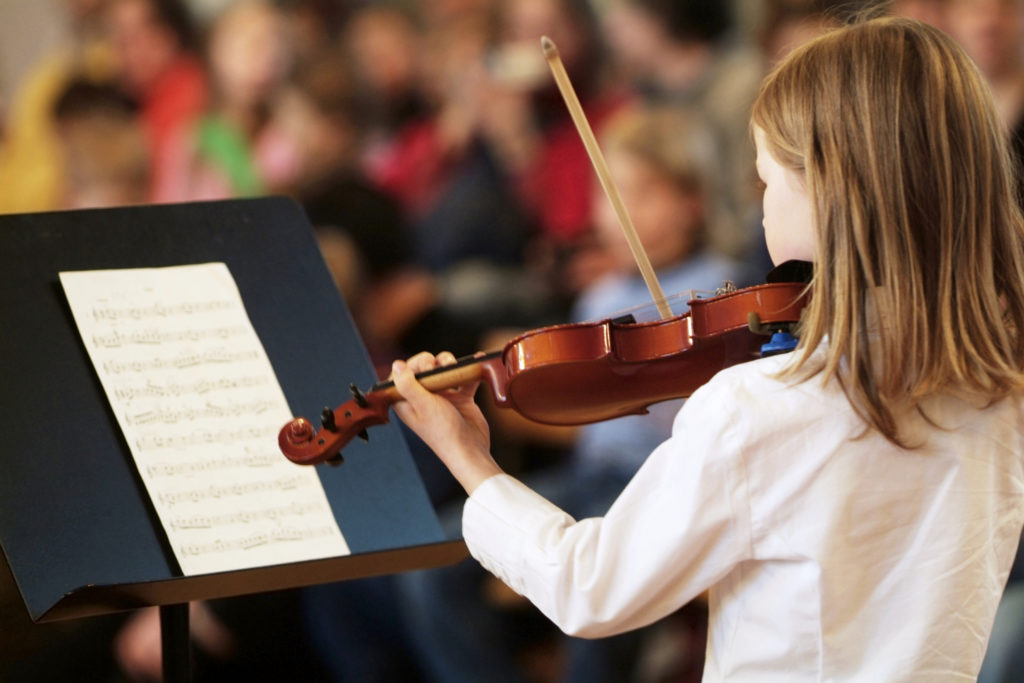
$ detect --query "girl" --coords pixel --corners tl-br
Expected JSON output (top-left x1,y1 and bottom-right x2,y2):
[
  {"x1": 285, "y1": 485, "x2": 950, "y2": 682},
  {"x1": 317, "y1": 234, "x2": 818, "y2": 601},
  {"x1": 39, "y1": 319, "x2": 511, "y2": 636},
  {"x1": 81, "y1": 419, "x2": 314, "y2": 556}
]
[
  {"x1": 392, "y1": 17, "x2": 1024, "y2": 680},
  {"x1": 396, "y1": 105, "x2": 754, "y2": 683}
]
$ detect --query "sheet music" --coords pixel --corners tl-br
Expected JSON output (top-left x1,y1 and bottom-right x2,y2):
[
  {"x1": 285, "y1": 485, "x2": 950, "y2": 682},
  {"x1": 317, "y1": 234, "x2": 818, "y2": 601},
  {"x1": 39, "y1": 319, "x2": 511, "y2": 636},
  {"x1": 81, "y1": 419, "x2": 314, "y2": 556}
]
[{"x1": 60, "y1": 263, "x2": 349, "y2": 575}]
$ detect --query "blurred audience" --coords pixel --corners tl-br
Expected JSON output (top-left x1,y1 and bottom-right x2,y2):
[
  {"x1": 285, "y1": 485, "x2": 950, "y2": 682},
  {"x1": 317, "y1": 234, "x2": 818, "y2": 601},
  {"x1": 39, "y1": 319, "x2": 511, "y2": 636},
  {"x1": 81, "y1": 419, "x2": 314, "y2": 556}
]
[
  {"x1": 278, "y1": 47, "x2": 441, "y2": 371},
  {"x1": 267, "y1": 46, "x2": 362, "y2": 199},
  {"x1": 482, "y1": 0, "x2": 632, "y2": 300}
]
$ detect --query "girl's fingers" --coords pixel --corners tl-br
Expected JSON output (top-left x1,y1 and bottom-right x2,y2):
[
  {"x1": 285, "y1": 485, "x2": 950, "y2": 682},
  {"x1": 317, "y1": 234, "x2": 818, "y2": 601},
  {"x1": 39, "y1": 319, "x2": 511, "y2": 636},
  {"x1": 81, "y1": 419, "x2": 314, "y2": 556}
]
[
  {"x1": 405, "y1": 351, "x2": 441, "y2": 374},
  {"x1": 392, "y1": 359, "x2": 429, "y2": 404},
  {"x1": 393, "y1": 352, "x2": 479, "y2": 419}
]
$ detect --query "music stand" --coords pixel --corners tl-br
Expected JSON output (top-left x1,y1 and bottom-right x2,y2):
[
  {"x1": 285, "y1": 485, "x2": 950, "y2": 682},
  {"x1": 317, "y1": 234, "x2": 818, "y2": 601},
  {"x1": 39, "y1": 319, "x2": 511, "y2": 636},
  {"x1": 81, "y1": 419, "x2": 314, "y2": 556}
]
[{"x1": 0, "y1": 197, "x2": 466, "y2": 681}]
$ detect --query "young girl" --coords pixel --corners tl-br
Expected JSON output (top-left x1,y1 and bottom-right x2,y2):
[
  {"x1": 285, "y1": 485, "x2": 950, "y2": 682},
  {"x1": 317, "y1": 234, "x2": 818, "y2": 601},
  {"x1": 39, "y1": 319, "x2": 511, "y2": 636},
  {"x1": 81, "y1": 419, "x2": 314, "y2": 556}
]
[
  {"x1": 396, "y1": 105, "x2": 753, "y2": 683},
  {"x1": 391, "y1": 17, "x2": 1024, "y2": 680}
]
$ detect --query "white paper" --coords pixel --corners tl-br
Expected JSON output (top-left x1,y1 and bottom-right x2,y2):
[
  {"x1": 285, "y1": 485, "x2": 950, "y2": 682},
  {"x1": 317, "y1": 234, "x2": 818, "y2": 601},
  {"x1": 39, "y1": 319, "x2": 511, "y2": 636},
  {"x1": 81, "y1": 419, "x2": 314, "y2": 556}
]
[{"x1": 60, "y1": 262, "x2": 349, "y2": 575}]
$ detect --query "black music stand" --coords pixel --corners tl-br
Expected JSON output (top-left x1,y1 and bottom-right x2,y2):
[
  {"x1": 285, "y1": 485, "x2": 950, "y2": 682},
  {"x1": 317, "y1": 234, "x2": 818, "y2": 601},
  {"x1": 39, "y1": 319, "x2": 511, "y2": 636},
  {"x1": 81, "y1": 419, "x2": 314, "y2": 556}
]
[{"x1": 0, "y1": 197, "x2": 466, "y2": 681}]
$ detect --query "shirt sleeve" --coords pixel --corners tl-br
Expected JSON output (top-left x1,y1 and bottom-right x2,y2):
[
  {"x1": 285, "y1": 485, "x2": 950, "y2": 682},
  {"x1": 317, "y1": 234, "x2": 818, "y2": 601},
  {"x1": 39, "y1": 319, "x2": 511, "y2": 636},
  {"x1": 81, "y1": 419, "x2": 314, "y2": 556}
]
[{"x1": 462, "y1": 375, "x2": 756, "y2": 638}]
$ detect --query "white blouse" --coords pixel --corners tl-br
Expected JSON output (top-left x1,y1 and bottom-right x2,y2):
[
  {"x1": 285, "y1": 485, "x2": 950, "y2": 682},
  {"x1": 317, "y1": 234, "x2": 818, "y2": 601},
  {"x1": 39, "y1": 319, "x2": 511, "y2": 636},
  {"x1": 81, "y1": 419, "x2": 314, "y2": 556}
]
[{"x1": 462, "y1": 349, "x2": 1024, "y2": 681}]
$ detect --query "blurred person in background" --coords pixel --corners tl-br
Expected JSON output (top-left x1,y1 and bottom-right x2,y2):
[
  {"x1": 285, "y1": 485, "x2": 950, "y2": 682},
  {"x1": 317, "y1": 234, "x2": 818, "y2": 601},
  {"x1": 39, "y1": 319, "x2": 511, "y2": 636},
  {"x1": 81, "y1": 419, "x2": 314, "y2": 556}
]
[
  {"x1": 941, "y1": 0, "x2": 1024, "y2": 170},
  {"x1": 599, "y1": 0, "x2": 763, "y2": 266},
  {"x1": 474, "y1": 0, "x2": 633, "y2": 301},
  {"x1": 757, "y1": 0, "x2": 844, "y2": 66},
  {"x1": 887, "y1": 0, "x2": 949, "y2": 29},
  {"x1": 345, "y1": 4, "x2": 432, "y2": 170},
  {"x1": 104, "y1": 0, "x2": 207, "y2": 200},
  {"x1": 52, "y1": 76, "x2": 149, "y2": 209},
  {"x1": 276, "y1": 0, "x2": 350, "y2": 71},
  {"x1": 374, "y1": 0, "x2": 635, "y2": 347},
  {"x1": 267, "y1": 45, "x2": 368, "y2": 204},
  {"x1": 152, "y1": 0, "x2": 292, "y2": 201},
  {"x1": 0, "y1": 0, "x2": 115, "y2": 213}
]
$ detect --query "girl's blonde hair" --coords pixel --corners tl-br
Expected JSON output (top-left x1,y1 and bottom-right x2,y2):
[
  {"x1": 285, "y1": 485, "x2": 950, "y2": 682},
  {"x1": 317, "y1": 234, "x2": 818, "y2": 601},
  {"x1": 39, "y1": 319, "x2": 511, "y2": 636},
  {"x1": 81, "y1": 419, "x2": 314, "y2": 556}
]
[{"x1": 751, "y1": 16, "x2": 1024, "y2": 446}]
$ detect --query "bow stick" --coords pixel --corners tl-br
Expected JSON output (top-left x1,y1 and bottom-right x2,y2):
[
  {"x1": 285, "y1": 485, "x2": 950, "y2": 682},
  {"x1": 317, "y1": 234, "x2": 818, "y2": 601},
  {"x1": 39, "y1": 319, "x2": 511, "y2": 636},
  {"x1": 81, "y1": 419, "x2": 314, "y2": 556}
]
[{"x1": 541, "y1": 35, "x2": 673, "y2": 321}]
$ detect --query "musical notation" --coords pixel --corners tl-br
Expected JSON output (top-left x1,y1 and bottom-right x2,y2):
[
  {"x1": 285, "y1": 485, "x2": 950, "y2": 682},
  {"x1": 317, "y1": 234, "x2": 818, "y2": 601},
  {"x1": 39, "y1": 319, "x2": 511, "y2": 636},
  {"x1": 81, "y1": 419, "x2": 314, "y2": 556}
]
[
  {"x1": 169, "y1": 500, "x2": 327, "y2": 530},
  {"x1": 101, "y1": 348, "x2": 260, "y2": 374},
  {"x1": 59, "y1": 263, "x2": 349, "y2": 575},
  {"x1": 157, "y1": 475, "x2": 312, "y2": 507},
  {"x1": 134, "y1": 425, "x2": 279, "y2": 452},
  {"x1": 91, "y1": 324, "x2": 248, "y2": 349},
  {"x1": 125, "y1": 398, "x2": 276, "y2": 427},
  {"x1": 113, "y1": 375, "x2": 270, "y2": 402},
  {"x1": 179, "y1": 525, "x2": 338, "y2": 557},
  {"x1": 145, "y1": 451, "x2": 280, "y2": 478},
  {"x1": 90, "y1": 298, "x2": 236, "y2": 322}
]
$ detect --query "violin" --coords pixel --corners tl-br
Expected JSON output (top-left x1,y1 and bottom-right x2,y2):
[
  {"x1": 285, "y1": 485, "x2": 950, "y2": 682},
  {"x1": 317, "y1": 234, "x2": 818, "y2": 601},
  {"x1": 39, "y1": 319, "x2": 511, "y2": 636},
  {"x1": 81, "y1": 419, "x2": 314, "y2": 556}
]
[
  {"x1": 279, "y1": 38, "x2": 811, "y2": 467},
  {"x1": 278, "y1": 279, "x2": 808, "y2": 466}
]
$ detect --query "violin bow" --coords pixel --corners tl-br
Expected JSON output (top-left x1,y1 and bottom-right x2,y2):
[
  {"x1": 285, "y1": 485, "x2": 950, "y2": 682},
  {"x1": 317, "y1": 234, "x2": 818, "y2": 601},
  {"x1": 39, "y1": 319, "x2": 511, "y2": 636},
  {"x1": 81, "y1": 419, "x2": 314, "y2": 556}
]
[{"x1": 541, "y1": 36, "x2": 673, "y2": 321}]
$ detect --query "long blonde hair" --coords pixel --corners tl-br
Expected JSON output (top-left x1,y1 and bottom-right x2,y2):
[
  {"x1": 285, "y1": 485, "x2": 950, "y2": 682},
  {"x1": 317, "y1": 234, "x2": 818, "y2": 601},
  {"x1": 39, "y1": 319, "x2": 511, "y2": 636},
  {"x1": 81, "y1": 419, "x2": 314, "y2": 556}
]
[{"x1": 751, "y1": 16, "x2": 1024, "y2": 445}]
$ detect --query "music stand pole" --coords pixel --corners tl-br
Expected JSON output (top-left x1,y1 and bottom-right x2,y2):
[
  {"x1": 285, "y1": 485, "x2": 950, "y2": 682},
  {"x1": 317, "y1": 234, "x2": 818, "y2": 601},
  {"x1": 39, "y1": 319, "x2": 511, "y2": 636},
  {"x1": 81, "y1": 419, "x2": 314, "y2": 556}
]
[{"x1": 160, "y1": 603, "x2": 191, "y2": 683}]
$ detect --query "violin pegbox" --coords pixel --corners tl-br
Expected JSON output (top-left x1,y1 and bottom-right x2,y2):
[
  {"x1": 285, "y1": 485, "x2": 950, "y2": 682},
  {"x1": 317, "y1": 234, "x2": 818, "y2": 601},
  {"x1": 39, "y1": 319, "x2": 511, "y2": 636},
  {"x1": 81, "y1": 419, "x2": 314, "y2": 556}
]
[{"x1": 279, "y1": 383, "x2": 391, "y2": 466}]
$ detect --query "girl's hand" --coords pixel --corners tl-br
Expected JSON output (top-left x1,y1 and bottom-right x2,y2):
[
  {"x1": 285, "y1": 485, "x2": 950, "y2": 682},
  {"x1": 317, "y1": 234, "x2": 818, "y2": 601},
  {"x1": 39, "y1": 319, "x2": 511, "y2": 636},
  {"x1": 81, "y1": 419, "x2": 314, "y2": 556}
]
[{"x1": 391, "y1": 351, "x2": 504, "y2": 494}]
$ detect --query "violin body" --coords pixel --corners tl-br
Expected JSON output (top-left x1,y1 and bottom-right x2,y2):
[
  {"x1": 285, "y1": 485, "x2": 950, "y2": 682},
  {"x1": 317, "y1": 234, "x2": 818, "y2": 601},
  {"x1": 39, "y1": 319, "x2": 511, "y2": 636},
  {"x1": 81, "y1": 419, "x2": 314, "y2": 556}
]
[
  {"x1": 279, "y1": 281, "x2": 808, "y2": 466},
  {"x1": 495, "y1": 281, "x2": 806, "y2": 424}
]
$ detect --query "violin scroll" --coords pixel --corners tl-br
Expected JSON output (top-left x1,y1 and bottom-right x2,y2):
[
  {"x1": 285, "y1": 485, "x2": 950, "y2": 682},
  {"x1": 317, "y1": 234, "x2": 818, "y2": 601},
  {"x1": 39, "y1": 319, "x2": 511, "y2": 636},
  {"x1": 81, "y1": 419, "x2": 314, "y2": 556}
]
[{"x1": 279, "y1": 383, "x2": 393, "y2": 466}]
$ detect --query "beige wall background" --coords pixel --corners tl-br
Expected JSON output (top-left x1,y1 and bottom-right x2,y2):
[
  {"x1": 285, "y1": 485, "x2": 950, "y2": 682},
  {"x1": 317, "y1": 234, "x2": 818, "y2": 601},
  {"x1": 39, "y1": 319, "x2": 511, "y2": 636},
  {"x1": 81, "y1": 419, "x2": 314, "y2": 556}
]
[{"x1": 0, "y1": 0, "x2": 67, "y2": 107}]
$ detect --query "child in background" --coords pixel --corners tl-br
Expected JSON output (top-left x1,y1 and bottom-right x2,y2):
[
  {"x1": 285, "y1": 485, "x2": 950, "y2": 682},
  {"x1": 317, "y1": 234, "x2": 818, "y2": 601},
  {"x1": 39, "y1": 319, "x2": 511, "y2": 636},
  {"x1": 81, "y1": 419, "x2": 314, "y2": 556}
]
[
  {"x1": 103, "y1": 0, "x2": 207, "y2": 201},
  {"x1": 52, "y1": 78, "x2": 149, "y2": 209},
  {"x1": 151, "y1": 0, "x2": 291, "y2": 202},
  {"x1": 391, "y1": 17, "x2": 1024, "y2": 680}
]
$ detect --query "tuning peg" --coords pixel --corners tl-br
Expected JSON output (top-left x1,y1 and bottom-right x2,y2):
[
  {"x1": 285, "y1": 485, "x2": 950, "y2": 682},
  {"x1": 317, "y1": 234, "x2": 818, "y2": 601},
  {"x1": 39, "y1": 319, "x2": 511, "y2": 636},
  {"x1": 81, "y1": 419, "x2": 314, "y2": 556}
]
[
  {"x1": 326, "y1": 452, "x2": 344, "y2": 467},
  {"x1": 349, "y1": 383, "x2": 369, "y2": 407},
  {"x1": 357, "y1": 429, "x2": 369, "y2": 442},
  {"x1": 321, "y1": 407, "x2": 338, "y2": 432}
]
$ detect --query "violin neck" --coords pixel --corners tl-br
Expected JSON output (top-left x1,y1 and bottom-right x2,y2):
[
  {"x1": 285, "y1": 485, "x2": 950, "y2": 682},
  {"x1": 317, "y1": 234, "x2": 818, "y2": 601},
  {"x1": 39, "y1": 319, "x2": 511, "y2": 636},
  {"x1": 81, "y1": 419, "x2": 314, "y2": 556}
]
[{"x1": 370, "y1": 350, "x2": 503, "y2": 395}]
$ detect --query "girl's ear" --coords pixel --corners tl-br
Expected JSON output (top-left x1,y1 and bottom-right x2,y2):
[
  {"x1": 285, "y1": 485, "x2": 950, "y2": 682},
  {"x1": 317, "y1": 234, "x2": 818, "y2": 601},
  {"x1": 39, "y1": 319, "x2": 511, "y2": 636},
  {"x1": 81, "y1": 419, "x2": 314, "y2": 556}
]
[{"x1": 784, "y1": 164, "x2": 809, "y2": 192}]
